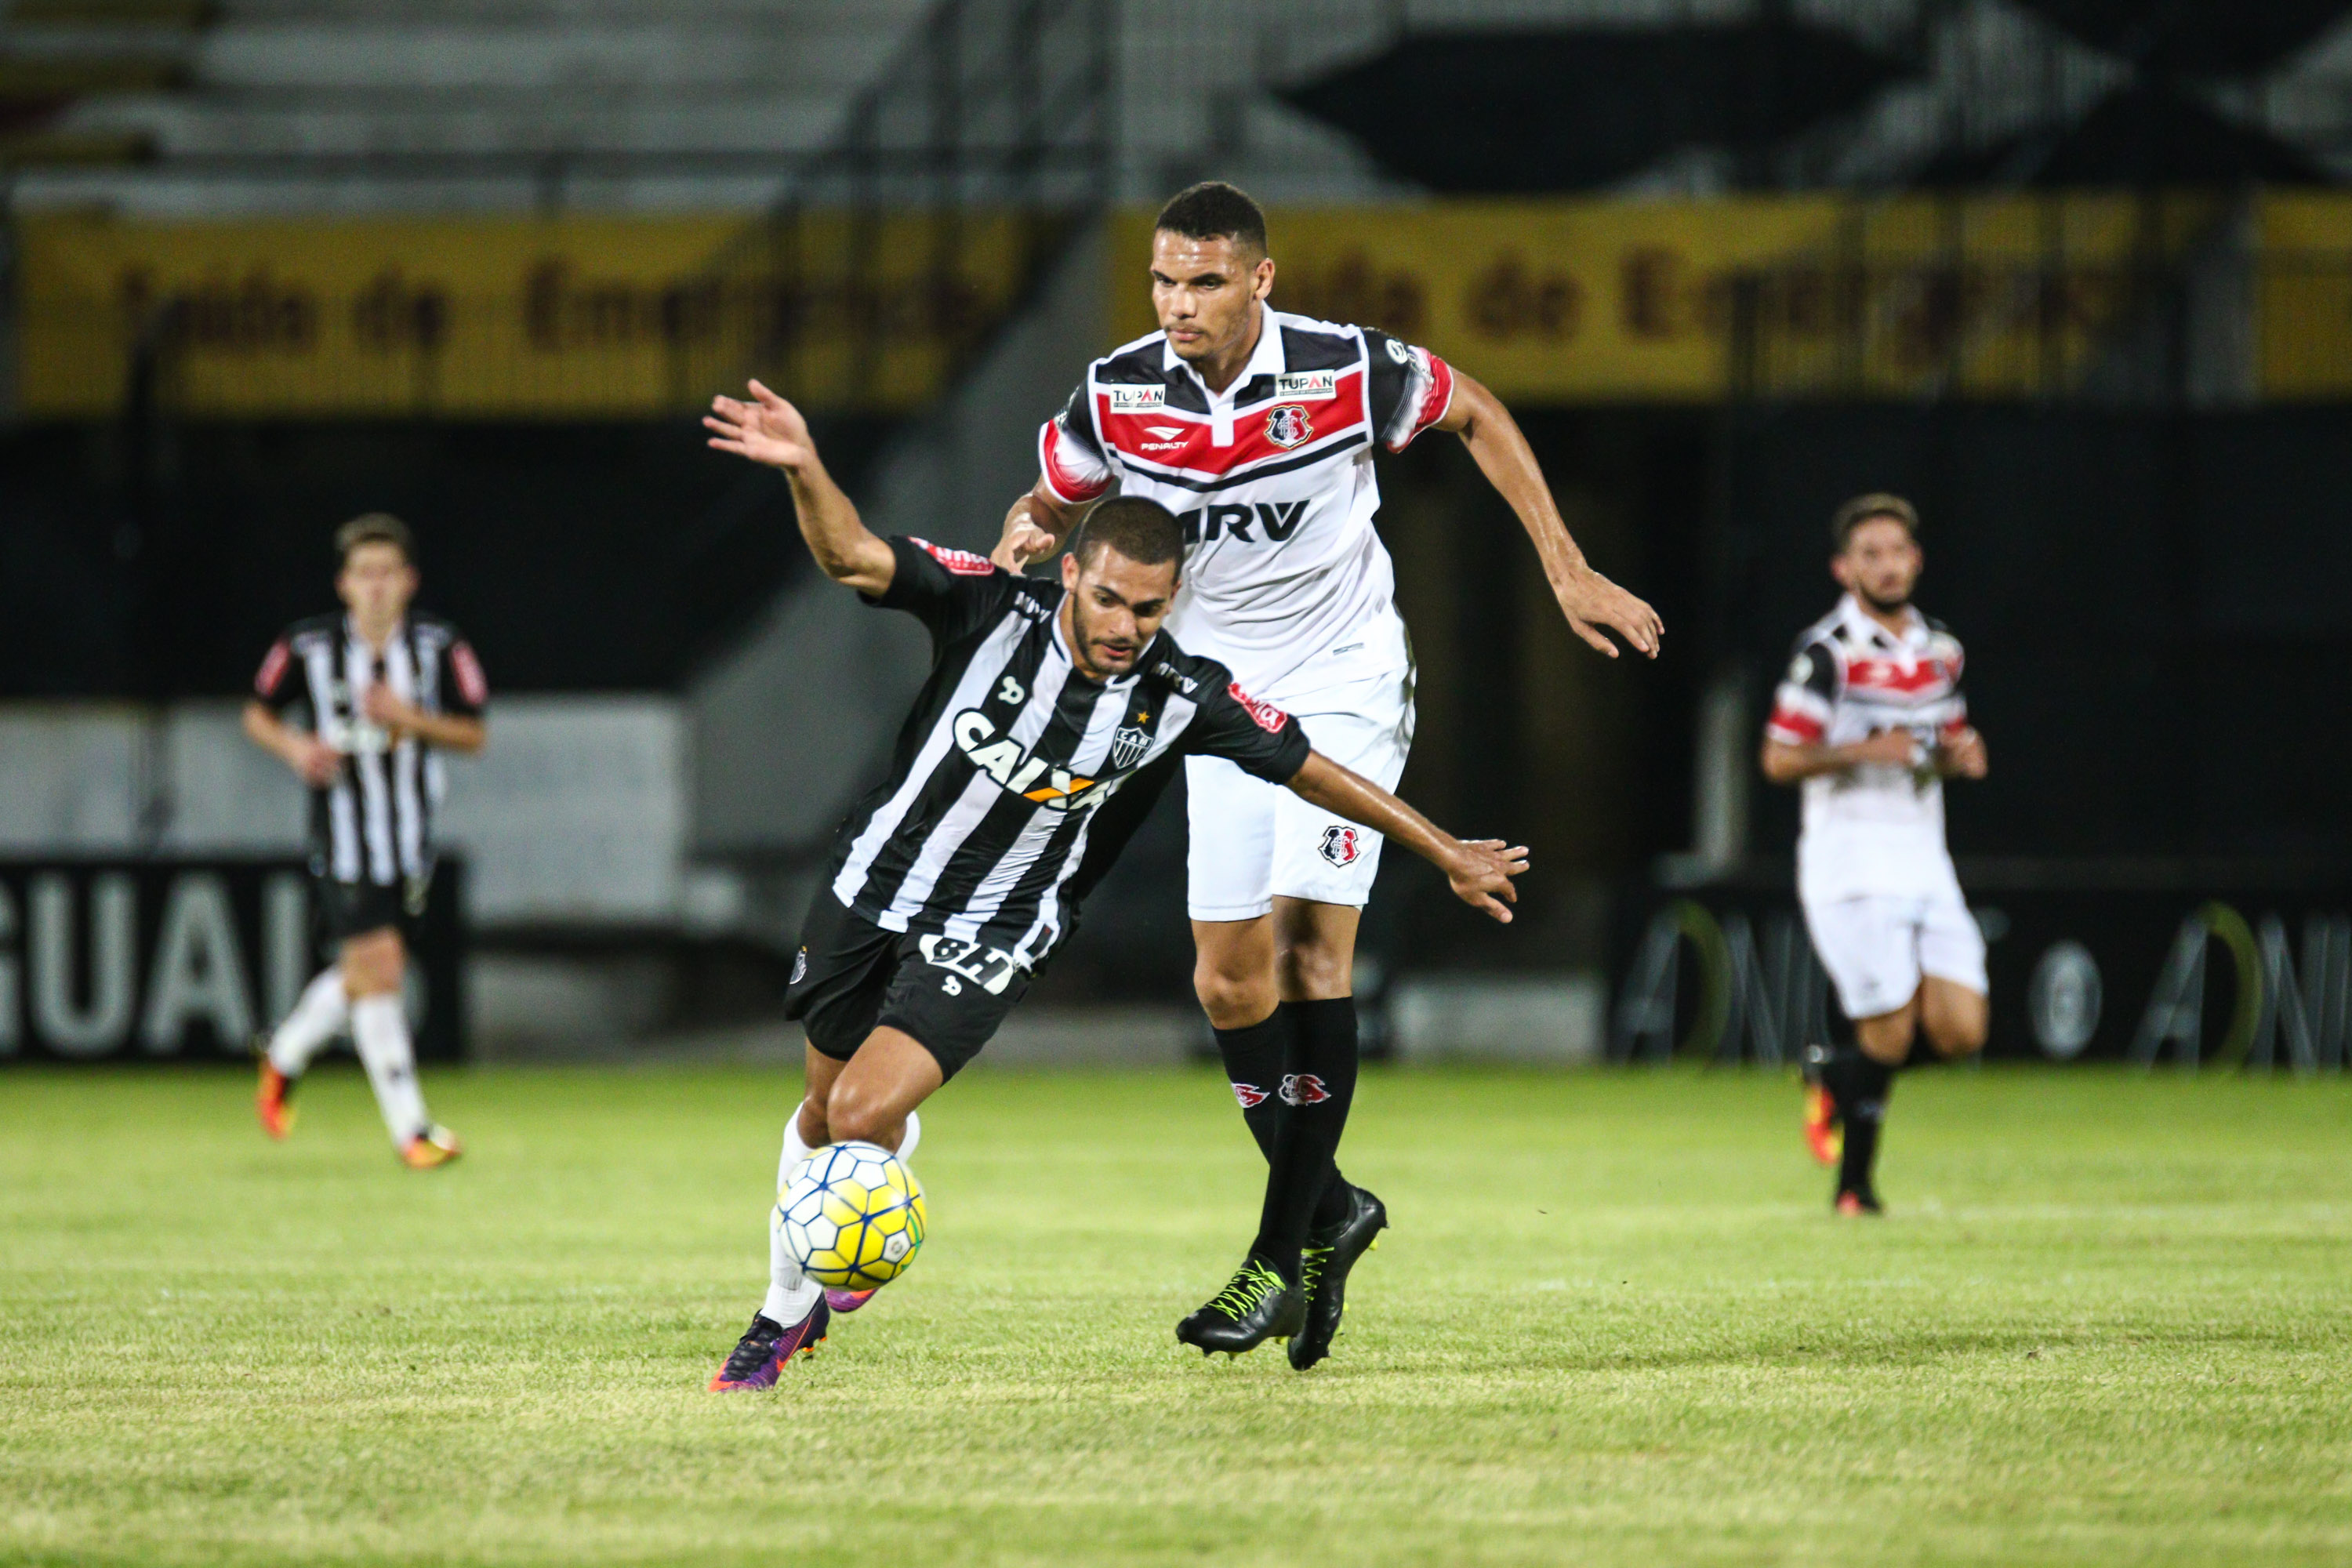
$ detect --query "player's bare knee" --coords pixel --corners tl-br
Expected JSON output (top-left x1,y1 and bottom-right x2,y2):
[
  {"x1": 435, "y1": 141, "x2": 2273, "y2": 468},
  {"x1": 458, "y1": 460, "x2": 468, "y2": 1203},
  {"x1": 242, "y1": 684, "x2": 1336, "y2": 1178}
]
[
  {"x1": 1276, "y1": 939, "x2": 1351, "y2": 1000},
  {"x1": 794, "y1": 1096, "x2": 833, "y2": 1149},
  {"x1": 1192, "y1": 961, "x2": 1273, "y2": 1031},
  {"x1": 822, "y1": 1086, "x2": 896, "y2": 1149},
  {"x1": 1855, "y1": 1011, "x2": 1915, "y2": 1064},
  {"x1": 1926, "y1": 1003, "x2": 1987, "y2": 1057}
]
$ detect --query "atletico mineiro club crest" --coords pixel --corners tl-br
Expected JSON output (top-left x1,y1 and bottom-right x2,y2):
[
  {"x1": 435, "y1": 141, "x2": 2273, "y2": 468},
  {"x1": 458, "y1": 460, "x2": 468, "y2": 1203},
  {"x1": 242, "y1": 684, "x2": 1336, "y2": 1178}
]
[{"x1": 1265, "y1": 404, "x2": 1312, "y2": 449}]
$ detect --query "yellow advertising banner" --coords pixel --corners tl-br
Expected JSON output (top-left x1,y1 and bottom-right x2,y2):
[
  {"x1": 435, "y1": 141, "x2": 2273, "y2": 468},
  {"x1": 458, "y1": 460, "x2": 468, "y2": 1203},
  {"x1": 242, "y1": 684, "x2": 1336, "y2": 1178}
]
[
  {"x1": 18, "y1": 196, "x2": 2350, "y2": 416},
  {"x1": 16, "y1": 211, "x2": 1041, "y2": 418},
  {"x1": 1108, "y1": 195, "x2": 2241, "y2": 402},
  {"x1": 2257, "y1": 191, "x2": 2352, "y2": 400}
]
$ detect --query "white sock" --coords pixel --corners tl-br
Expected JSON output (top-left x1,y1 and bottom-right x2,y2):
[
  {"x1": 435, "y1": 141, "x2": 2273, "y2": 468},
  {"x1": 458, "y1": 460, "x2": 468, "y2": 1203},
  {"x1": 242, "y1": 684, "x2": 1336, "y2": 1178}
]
[
  {"x1": 350, "y1": 993, "x2": 429, "y2": 1145},
  {"x1": 266, "y1": 967, "x2": 348, "y2": 1076},
  {"x1": 763, "y1": 1114, "x2": 824, "y2": 1323},
  {"x1": 776, "y1": 1111, "x2": 818, "y2": 1191},
  {"x1": 897, "y1": 1109, "x2": 921, "y2": 1166},
  {"x1": 764, "y1": 1203, "x2": 822, "y2": 1325}
]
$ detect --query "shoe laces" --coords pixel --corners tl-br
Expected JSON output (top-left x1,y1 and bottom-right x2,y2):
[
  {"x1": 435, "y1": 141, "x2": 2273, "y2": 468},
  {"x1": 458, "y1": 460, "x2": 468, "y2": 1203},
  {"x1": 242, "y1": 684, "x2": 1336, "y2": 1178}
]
[
  {"x1": 720, "y1": 1316, "x2": 786, "y2": 1378},
  {"x1": 1298, "y1": 1247, "x2": 1330, "y2": 1296},
  {"x1": 1209, "y1": 1260, "x2": 1284, "y2": 1320}
]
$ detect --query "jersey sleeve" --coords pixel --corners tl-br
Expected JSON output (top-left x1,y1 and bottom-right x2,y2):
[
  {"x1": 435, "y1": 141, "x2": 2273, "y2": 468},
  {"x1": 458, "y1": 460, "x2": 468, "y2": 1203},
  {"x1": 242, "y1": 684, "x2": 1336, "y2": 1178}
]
[
  {"x1": 1037, "y1": 379, "x2": 1114, "y2": 506},
  {"x1": 252, "y1": 629, "x2": 304, "y2": 714},
  {"x1": 1363, "y1": 329, "x2": 1456, "y2": 452},
  {"x1": 434, "y1": 629, "x2": 489, "y2": 719},
  {"x1": 1765, "y1": 637, "x2": 1838, "y2": 745},
  {"x1": 869, "y1": 535, "x2": 1018, "y2": 644},
  {"x1": 1937, "y1": 636, "x2": 1969, "y2": 737},
  {"x1": 1180, "y1": 677, "x2": 1312, "y2": 784}
]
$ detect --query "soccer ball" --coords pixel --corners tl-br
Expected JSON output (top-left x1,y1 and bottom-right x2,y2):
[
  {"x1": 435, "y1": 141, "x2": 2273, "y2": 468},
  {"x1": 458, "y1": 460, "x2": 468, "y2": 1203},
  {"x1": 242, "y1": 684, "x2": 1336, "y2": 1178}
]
[{"x1": 776, "y1": 1140, "x2": 927, "y2": 1292}]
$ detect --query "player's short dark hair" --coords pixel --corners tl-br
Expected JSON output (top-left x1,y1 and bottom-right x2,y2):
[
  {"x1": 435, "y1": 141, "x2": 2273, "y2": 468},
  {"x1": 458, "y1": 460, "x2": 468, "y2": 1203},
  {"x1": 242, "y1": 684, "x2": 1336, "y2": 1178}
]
[
  {"x1": 1155, "y1": 181, "x2": 1268, "y2": 256},
  {"x1": 1831, "y1": 492, "x2": 1919, "y2": 550},
  {"x1": 1071, "y1": 497, "x2": 1184, "y2": 575},
  {"x1": 335, "y1": 512, "x2": 416, "y2": 565}
]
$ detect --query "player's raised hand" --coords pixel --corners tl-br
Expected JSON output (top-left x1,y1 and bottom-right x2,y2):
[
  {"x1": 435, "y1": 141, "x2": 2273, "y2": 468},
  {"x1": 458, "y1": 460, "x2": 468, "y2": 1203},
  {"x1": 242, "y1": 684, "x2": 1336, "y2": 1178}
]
[
  {"x1": 1443, "y1": 838, "x2": 1529, "y2": 924},
  {"x1": 992, "y1": 495, "x2": 1060, "y2": 572},
  {"x1": 704, "y1": 379, "x2": 817, "y2": 471},
  {"x1": 1555, "y1": 566, "x2": 1664, "y2": 660}
]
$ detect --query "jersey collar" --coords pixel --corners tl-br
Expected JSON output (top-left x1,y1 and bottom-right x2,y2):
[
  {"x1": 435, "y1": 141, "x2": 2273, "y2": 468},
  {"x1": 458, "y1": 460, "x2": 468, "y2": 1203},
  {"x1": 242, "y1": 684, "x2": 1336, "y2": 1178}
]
[
  {"x1": 343, "y1": 613, "x2": 408, "y2": 655},
  {"x1": 1835, "y1": 592, "x2": 1925, "y2": 651},
  {"x1": 1160, "y1": 306, "x2": 1287, "y2": 402}
]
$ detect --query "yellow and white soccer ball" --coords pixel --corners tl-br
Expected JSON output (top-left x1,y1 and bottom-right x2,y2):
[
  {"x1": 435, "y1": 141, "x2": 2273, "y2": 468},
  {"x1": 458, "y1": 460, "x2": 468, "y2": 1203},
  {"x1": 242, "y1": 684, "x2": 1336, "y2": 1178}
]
[{"x1": 777, "y1": 1140, "x2": 927, "y2": 1291}]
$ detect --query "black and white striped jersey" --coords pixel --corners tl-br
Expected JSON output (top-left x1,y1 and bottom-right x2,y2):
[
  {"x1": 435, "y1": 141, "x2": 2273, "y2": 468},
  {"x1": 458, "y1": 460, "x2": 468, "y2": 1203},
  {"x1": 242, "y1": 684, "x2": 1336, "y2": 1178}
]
[
  {"x1": 253, "y1": 613, "x2": 488, "y2": 890},
  {"x1": 829, "y1": 536, "x2": 1311, "y2": 967}
]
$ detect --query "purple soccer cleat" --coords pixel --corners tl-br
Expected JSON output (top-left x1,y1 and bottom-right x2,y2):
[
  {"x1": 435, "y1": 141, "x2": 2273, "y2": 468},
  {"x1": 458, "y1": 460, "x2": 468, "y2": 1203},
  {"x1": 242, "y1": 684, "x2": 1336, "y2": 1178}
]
[
  {"x1": 824, "y1": 1287, "x2": 878, "y2": 1315},
  {"x1": 707, "y1": 1299, "x2": 830, "y2": 1392}
]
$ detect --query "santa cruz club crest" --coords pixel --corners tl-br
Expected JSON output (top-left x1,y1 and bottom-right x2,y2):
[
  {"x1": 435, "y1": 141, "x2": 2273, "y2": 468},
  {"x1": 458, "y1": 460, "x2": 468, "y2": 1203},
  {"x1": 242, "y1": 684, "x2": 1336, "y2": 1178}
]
[
  {"x1": 1265, "y1": 404, "x2": 1312, "y2": 449},
  {"x1": 1319, "y1": 825, "x2": 1363, "y2": 866}
]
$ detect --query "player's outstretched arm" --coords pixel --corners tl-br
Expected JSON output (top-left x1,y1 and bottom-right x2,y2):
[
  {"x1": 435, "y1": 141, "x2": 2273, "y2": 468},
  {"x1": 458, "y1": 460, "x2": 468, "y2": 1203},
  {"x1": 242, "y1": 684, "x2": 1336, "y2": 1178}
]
[
  {"x1": 1284, "y1": 750, "x2": 1528, "y2": 923},
  {"x1": 990, "y1": 480, "x2": 1088, "y2": 572},
  {"x1": 705, "y1": 379, "x2": 895, "y2": 595},
  {"x1": 242, "y1": 700, "x2": 343, "y2": 786},
  {"x1": 1436, "y1": 369, "x2": 1663, "y2": 661}
]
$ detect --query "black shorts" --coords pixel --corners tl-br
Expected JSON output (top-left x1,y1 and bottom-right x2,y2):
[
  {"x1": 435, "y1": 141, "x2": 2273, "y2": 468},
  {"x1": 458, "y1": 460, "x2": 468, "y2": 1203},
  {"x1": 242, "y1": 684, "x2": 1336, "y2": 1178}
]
[
  {"x1": 783, "y1": 891, "x2": 1033, "y2": 1082},
  {"x1": 314, "y1": 868, "x2": 430, "y2": 946}
]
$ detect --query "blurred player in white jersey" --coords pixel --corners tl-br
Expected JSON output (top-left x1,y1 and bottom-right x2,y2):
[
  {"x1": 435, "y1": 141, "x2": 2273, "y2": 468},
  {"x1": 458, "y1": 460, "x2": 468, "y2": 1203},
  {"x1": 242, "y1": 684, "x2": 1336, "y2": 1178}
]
[
  {"x1": 993, "y1": 182, "x2": 1661, "y2": 1363},
  {"x1": 1762, "y1": 494, "x2": 1989, "y2": 1214}
]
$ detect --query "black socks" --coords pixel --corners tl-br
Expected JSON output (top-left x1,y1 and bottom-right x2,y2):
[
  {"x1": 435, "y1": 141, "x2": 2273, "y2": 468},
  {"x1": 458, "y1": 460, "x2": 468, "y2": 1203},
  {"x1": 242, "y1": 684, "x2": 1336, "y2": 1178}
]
[
  {"x1": 1250, "y1": 996, "x2": 1362, "y2": 1276},
  {"x1": 1824, "y1": 1048, "x2": 1895, "y2": 1200},
  {"x1": 1213, "y1": 1002, "x2": 1356, "y2": 1241}
]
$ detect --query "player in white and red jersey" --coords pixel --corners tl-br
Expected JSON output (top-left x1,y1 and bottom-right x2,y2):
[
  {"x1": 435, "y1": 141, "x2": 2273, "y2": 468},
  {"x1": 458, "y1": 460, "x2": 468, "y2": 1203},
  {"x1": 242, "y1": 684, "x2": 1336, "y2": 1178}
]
[
  {"x1": 993, "y1": 182, "x2": 1661, "y2": 1364},
  {"x1": 1762, "y1": 494, "x2": 1990, "y2": 1214}
]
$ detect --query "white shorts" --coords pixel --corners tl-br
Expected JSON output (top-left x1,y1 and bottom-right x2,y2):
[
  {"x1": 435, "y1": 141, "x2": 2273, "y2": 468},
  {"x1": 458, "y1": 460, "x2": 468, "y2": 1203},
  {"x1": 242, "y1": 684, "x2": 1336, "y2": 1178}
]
[
  {"x1": 1803, "y1": 888, "x2": 1988, "y2": 1021},
  {"x1": 1185, "y1": 666, "x2": 1415, "y2": 921}
]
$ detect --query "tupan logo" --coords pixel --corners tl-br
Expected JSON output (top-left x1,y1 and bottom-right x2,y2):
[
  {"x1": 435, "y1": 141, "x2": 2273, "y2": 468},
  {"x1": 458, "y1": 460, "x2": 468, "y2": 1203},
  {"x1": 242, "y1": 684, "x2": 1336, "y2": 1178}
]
[
  {"x1": 1107, "y1": 386, "x2": 1166, "y2": 412},
  {"x1": 1275, "y1": 369, "x2": 1338, "y2": 399}
]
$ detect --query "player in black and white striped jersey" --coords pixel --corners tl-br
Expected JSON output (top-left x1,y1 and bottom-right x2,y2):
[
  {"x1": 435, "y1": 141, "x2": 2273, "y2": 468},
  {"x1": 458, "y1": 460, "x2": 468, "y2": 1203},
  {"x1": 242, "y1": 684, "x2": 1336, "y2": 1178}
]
[
  {"x1": 699, "y1": 383, "x2": 1527, "y2": 1388},
  {"x1": 244, "y1": 514, "x2": 488, "y2": 1168}
]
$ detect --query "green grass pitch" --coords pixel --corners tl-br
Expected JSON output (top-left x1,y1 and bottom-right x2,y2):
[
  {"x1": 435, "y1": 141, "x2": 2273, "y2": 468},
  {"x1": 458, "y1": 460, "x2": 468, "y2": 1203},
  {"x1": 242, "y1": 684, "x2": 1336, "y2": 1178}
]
[{"x1": 3, "y1": 1062, "x2": 2348, "y2": 1566}]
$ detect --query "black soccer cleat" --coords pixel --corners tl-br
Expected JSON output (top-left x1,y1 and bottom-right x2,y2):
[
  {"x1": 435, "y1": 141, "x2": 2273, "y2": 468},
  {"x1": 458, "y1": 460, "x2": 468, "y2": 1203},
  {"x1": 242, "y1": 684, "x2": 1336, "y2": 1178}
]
[
  {"x1": 1176, "y1": 1252, "x2": 1305, "y2": 1357},
  {"x1": 1287, "y1": 1183, "x2": 1388, "y2": 1370},
  {"x1": 1835, "y1": 1187, "x2": 1884, "y2": 1217}
]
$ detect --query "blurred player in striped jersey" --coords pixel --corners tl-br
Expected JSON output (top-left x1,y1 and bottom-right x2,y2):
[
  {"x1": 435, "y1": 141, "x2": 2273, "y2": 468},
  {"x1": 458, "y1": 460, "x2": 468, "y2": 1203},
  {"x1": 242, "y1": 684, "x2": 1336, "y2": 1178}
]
[
  {"x1": 1762, "y1": 494, "x2": 1989, "y2": 1214},
  {"x1": 245, "y1": 514, "x2": 488, "y2": 1167}
]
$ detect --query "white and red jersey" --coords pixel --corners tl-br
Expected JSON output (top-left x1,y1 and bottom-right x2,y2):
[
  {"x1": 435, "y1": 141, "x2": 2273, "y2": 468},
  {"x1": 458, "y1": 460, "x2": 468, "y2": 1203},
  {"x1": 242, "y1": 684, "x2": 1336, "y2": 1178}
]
[
  {"x1": 1038, "y1": 307, "x2": 1454, "y2": 702},
  {"x1": 1766, "y1": 594, "x2": 1970, "y2": 904}
]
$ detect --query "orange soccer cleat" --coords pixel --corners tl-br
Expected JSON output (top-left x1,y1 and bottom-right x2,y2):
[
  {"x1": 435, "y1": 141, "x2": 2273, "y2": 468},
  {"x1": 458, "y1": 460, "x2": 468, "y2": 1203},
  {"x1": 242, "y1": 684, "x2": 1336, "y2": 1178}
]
[
  {"x1": 256, "y1": 1061, "x2": 298, "y2": 1141},
  {"x1": 399, "y1": 1125, "x2": 463, "y2": 1169},
  {"x1": 1803, "y1": 1083, "x2": 1842, "y2": 1167}
]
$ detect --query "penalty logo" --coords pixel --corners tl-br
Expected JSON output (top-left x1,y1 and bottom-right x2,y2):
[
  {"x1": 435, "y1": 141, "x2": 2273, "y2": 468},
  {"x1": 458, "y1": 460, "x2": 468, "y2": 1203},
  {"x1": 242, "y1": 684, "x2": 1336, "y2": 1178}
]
[
  {"x1": 1319, "y1": 826, "x2": 1362, "y2": 866},
  {"x1": 1279, "y1": 1073, "x2": 1331, "y2": 1106},
  {"x1": 1265, "y1": 405, "x2": 1312, "y2": 449}
]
